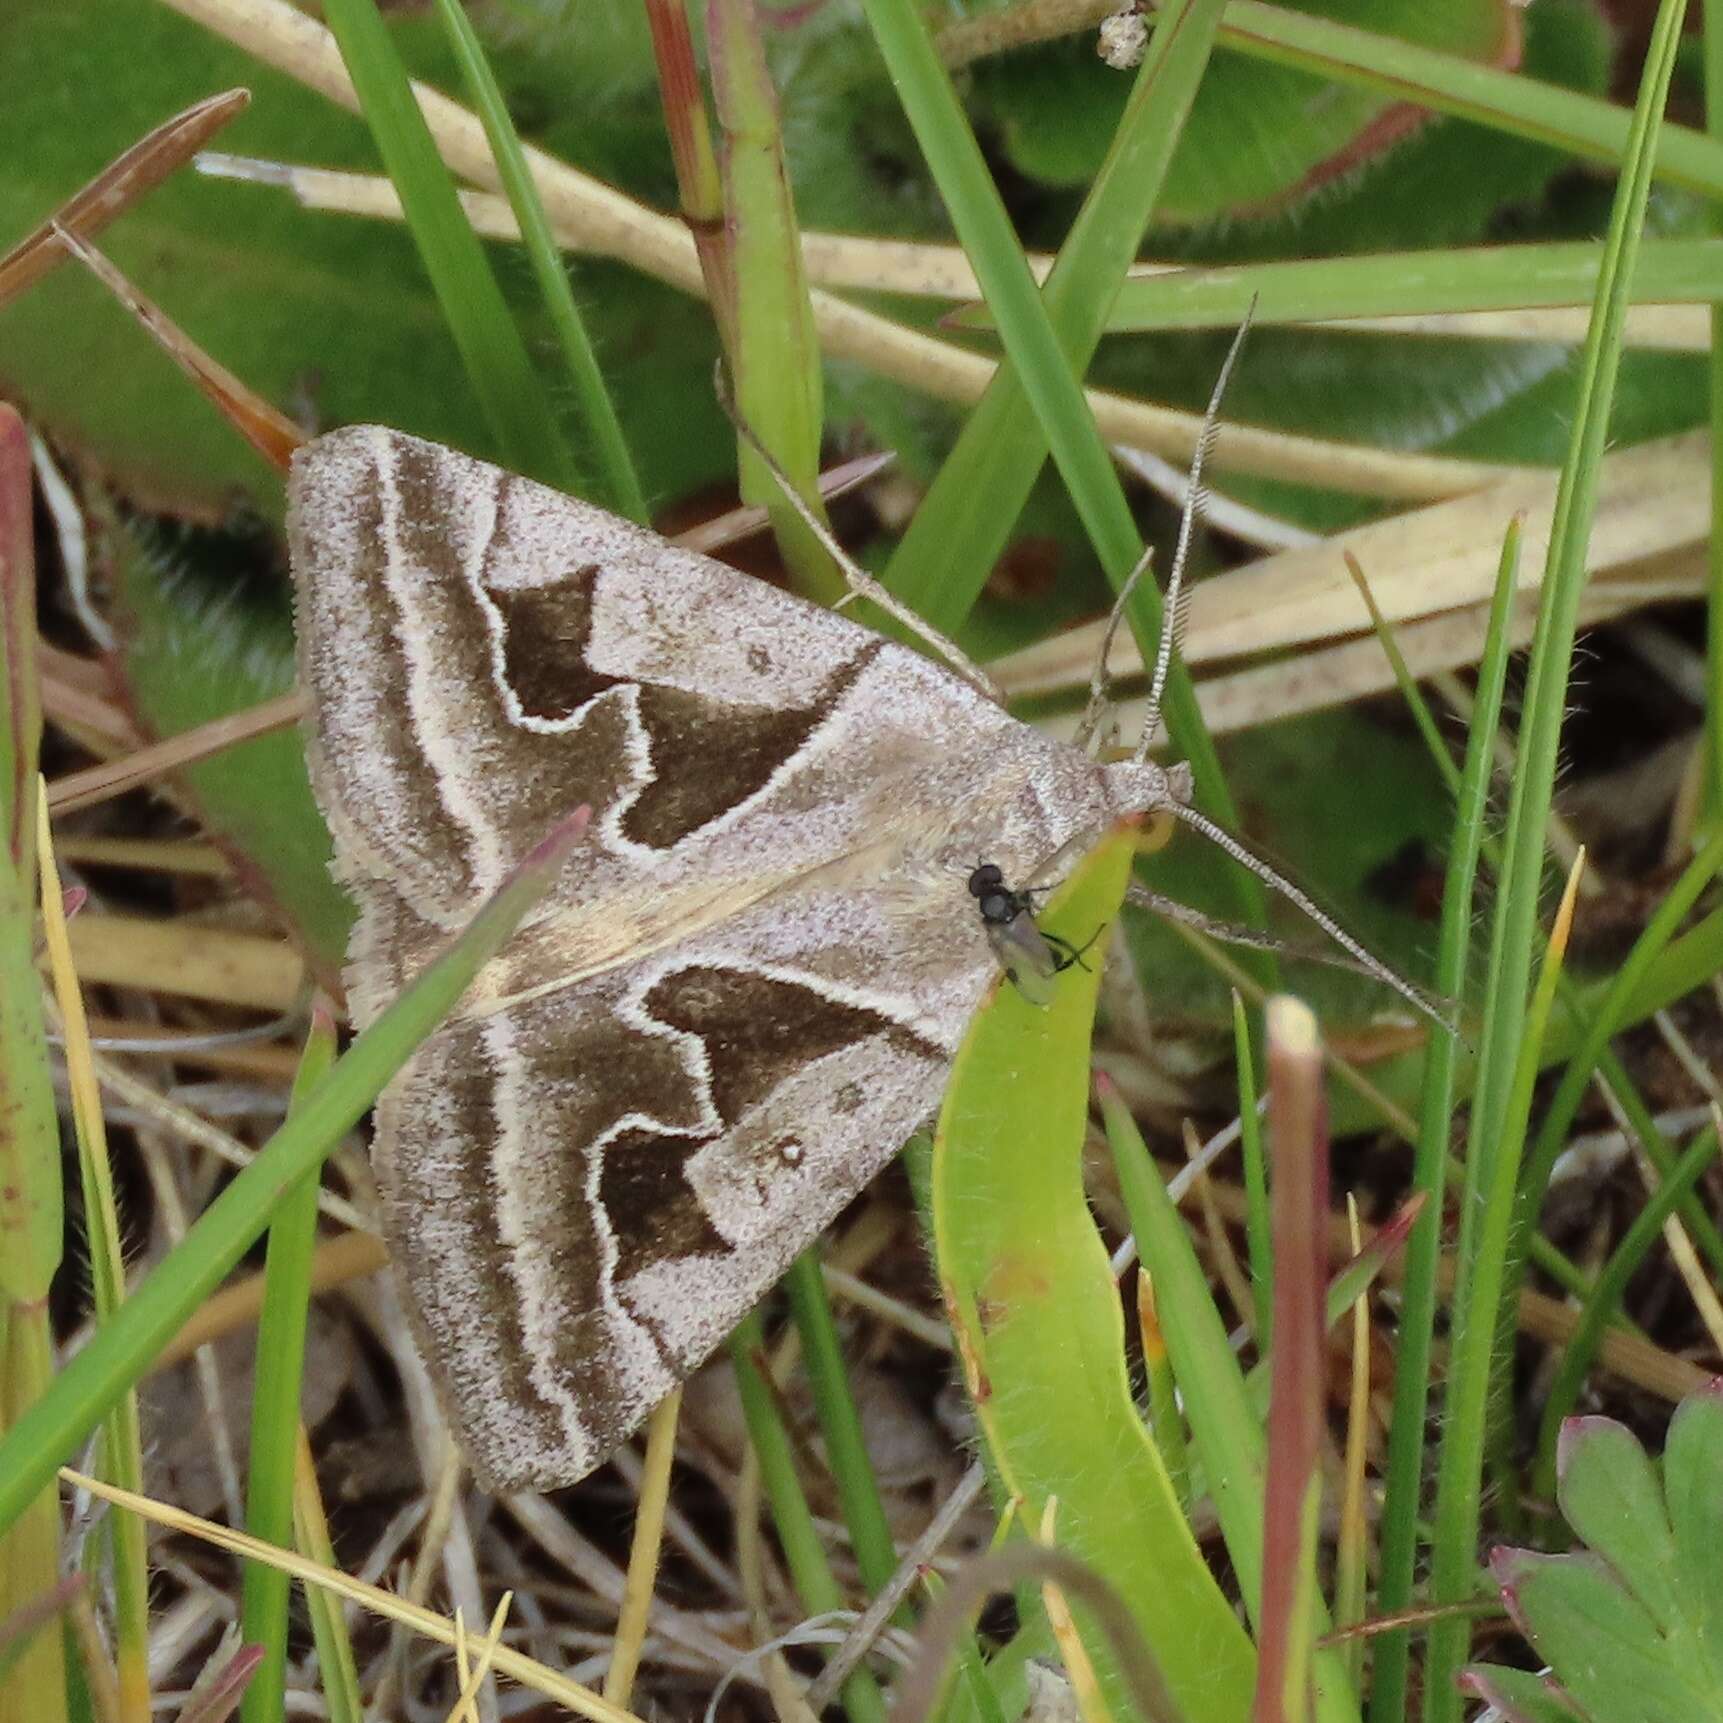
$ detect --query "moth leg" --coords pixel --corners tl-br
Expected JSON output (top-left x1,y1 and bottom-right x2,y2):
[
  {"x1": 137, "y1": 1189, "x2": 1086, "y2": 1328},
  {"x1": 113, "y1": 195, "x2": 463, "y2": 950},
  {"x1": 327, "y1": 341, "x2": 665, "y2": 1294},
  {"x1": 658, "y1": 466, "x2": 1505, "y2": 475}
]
[
  {"x1": 711, "y1": 363, "x2": 1002, "y2": 704},
  {"x1": 1133, "y1": 878, "x2": 1460, "y2": 1035},
  {"x1": 1126, "y1": 883, "x2": 1310, "y2": 957},
  {"x1": 1133, "y1": 815, "x2": 1456, "y2": 1036}
]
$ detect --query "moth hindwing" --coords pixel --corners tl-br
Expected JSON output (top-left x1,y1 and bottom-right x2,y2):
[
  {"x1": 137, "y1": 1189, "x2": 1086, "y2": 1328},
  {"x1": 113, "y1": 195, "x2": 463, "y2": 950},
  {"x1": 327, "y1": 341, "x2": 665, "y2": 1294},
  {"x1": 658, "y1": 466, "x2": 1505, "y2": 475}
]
[{"x1": 289, "y1": 425, "x2": 1186, "y2": 1489}]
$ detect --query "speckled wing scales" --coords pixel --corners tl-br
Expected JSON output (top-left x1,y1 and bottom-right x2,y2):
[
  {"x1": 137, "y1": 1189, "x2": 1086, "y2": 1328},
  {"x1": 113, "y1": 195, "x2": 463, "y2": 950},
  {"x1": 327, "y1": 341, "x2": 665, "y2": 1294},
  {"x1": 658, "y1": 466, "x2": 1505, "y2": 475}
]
[{"x1": 289, "y1": 426, "x2": 1179, "y2": 1488}]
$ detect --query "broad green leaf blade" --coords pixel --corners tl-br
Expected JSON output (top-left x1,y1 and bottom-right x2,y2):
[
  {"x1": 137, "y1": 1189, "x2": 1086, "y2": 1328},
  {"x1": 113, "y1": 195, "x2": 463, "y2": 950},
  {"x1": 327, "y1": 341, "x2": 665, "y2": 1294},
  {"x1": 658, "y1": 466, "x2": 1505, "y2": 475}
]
[
  {"x1": 1554, "y1": 1417, "x2": 1682, "y2": 1639},
  {"x1": 1662, "y1": 1384, "x2": 1723, "y2": 1688},
  {"x1": 0, "y1": 0, "x2": 726, "y2": 519},
  {"x1": 1458, "y1": 1664, "x2": 1584, "y2": 1723},
  {"x1": 973, "y1": 0, "x2": 1514, "y2": 216},
  {"x1": 1197, "y1": 0, "x2": 1723, "y2": 197},
  {"x1": 1493, "y1": 1549, "x2": 1718, "y2": 1723},
  {"x1": 933, "y1": 828, "x2": 1255, "y2": 1723}
]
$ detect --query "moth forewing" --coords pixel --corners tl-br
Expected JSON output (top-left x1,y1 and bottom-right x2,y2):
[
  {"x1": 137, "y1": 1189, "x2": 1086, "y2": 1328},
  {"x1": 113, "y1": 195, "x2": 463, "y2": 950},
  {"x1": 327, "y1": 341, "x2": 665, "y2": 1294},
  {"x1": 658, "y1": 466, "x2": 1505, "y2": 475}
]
[{"x1": 288, "y1": 424, "x2": 1189, "y2": 1490}]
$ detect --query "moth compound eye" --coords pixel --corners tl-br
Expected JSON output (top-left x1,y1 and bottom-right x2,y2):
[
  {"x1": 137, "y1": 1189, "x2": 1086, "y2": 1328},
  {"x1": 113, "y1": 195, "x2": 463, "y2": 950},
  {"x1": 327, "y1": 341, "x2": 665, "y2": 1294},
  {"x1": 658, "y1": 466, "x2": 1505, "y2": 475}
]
[{"x1": 967, "y1": 863, "x2": 1003, "y2": 898}]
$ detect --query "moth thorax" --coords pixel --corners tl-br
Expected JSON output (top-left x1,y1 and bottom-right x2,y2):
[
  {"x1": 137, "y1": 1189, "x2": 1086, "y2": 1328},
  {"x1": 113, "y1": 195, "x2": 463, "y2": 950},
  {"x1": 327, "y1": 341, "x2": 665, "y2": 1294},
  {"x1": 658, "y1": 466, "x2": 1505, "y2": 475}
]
[{"x1": 1101, "y1": 756, "x2": 1192, "y2": 820}]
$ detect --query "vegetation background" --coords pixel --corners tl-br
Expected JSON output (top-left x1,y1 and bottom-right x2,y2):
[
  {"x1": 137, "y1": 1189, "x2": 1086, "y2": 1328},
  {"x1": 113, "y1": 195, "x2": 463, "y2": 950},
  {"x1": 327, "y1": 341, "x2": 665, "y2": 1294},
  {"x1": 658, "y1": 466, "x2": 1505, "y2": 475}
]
[{"x1": 0, "y1": 1, "x2": 1720, "y2": 1721}]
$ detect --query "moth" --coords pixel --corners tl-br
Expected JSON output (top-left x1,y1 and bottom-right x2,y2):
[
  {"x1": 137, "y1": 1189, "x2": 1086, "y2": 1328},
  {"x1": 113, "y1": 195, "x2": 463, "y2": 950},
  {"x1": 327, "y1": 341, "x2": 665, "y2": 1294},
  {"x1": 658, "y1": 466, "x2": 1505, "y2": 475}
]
[
  {"x1": 290, "y1": 399, "x2": 1433, "y2": 1490},
  {"x1": 289, "y1": 426, "x2": 1204, "y2": 1489}
]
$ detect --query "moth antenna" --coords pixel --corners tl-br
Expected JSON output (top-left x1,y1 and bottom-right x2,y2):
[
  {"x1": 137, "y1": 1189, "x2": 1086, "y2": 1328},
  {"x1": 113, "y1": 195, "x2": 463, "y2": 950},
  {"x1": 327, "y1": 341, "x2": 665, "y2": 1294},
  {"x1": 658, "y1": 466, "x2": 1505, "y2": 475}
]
[
  {"x1": 1132, "y1": 301, "x2": 1257, "y2": 764},
  {"x1": 710, "y1": 363, "x2": 1003, "y2": 704},
  {"x1": 1125, "y1": 883, "x2": 1312, "y2": 956},
  {"x1": 1162, "y1": 800, "x2": 1456, "y2": 1035}
]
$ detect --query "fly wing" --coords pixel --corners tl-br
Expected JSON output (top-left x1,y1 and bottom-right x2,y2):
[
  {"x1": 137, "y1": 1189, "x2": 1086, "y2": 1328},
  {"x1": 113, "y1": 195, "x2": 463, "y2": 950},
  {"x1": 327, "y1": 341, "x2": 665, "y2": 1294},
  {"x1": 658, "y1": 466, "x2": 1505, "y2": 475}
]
[{"x1": 985, "y1": 913, "x2": 1062, "y2": 1008}]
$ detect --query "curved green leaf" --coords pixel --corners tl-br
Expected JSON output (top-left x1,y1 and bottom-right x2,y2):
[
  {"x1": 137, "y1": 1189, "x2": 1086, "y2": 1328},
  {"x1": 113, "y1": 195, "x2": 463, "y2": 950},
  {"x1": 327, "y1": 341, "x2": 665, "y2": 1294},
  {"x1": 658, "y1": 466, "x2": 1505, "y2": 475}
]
[{"x1": 931, "y1": 826, "x2": 1255, "y2": 1723}]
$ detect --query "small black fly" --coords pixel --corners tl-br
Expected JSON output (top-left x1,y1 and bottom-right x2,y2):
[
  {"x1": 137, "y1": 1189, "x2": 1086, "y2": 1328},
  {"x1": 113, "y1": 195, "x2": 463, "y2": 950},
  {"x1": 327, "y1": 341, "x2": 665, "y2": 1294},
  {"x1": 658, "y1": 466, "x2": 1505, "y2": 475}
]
[{"x1": 967, "y1": 863, "x2": 1103, "y2": 1006}]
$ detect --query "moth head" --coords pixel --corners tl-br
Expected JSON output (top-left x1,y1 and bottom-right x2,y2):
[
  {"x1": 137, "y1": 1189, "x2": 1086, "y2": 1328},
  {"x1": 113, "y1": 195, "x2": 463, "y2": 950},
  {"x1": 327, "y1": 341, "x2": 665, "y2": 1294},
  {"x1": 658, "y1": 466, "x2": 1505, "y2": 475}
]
[{"x1": 1098, "y1": 755, "x2": 1193, "y2": 822}]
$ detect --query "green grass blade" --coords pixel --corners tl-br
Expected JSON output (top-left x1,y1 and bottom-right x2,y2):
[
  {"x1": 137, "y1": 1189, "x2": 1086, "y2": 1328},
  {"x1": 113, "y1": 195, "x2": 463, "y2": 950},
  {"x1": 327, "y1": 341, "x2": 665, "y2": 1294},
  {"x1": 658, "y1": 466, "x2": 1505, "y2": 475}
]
[
  {"x1": 707, "y1": 0, "x2": 840, "y2": 605},
  {"x1": 0, "y1": 806, "x2": 591, "y2": 1540},
  {"x1": 860, "y1": 0, "x2": 1262, "y2": 936},
  {"x1": 935, "y1": 831, "x2": 1255, "y2": 1721},
  {"x1": 1421, "y1": 1, "x2": 1691, "y2": 1711},
  {"x1": 1232, "y1": 992, "x2": 1272, "y2": 1348},
  {"x1": 1594, "y1": 1044, "x2": 1723, "y2": 1276},
  {"x1": 1530, "y1": 1124, "x2": 1720, "y2": 1503},
  {"x1": 239, "y1": 1008, "x2": 337, "y2": 1723},
  {"x1": 781, "y1": 1252, "x2": 900, "y2": 1604},
  {"x1": 39, "y1": 797, "x2": 150, "y2": 1722},
  {"x1": 1101, "y1": 1079, "x2": 1359, "y2": 1723},
  {"x1": 1031, "y1": 238, "x2": 1723, "y2": 336},
  {"x1": 1204, "y1": 0, "x2": 1723, "y2": 199},
  {"x1": 426, "y1": 0, "x2": 645, "y2": 520},
  {"x1": 0, "y1": 410, "x2": 67, "y2": 1723},
  {"x1": 1369, "y1": 521, "x2": 1521, "y2": 1723},
  {"x1": 1709, "y1": 3, "x2": 1723, "y2": 821},
  {"x1": 932, "y1": 0, "x2": 1723, "y2": 200},
  {"x1": 318, "y1": 0, "x2": 580, "y2": 493},
  {"x1": 1513, "y1": 826, "x2": 1723, "y2": 1264},
  {"x1": 1138, "y1": 1276, "x2": 1192, "y2": 1512},
  {"x1": 291, "y1": 1428, "x2": 363, "y2": 1723},
  {"x1": 1345, "y1": 540, "x2": 1719, "y2": 1360},
  {"x1": 0, "y1": 410, "x2": 55, "y2": 1307},
  {"x1": 0, "y1": 1309, "x2": 66, "y2": 1723},
  {"x1": 880, "y1": 0, "x2": 1222, "y2": 632},
  {"x1": 727, "y1": 1310, "x2": 886, "y2": 1723},
  {"x1": 1616, "y1": 898, "x2": 1723, "y2": 1020}
]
